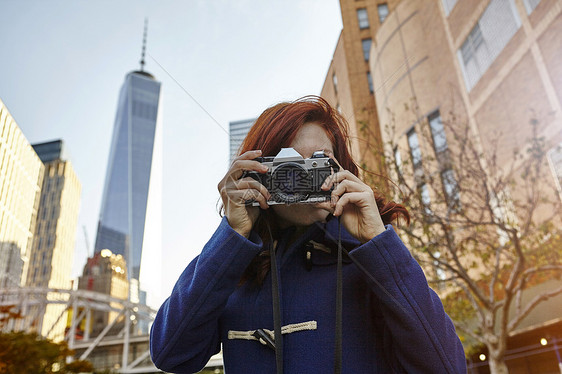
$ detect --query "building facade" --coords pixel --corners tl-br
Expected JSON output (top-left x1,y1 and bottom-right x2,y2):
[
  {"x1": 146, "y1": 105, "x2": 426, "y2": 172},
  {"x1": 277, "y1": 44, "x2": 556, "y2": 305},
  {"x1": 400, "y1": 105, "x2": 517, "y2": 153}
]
[
  {"x1": 370, "y1": 0, "x2": 561, "y2": 185},
  {"x1": 321, "y1": 0, "x2": 402, "y2": 179},
  {"x1": 25, "y1": 139, "x2": 81, "y2": 340},
  {"x1": 77, "y1": 249, "x2": 129, "y2": 336},
  {"x1": 0, "y1": 99, "x2": 43, "y2": 288},
  {"x1": 325, "y1": 0, "x2": 562, "y2": 371},
  {"x1": 229, "y1": 118, "x2": 255, "y2": 164},
  {"x1": 94, "y1": 69, "x2": 162, "y2": 288}
]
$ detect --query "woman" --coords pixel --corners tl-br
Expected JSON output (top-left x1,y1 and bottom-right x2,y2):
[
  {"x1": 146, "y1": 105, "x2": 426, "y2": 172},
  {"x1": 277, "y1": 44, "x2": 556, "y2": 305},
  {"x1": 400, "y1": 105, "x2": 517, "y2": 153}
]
[{"x1": 150, "y1": 96, "x2": 466, "y2": 373}]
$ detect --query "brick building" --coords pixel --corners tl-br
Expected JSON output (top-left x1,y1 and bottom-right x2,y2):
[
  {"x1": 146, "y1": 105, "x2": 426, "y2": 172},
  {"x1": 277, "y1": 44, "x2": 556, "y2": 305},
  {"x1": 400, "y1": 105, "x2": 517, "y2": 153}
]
[
  {"x1": 321, "y1": 0, "x2": 403, "y2": 178},
  {"x1": 322, "y1": 0, "x2": 562, "y2": 371}
]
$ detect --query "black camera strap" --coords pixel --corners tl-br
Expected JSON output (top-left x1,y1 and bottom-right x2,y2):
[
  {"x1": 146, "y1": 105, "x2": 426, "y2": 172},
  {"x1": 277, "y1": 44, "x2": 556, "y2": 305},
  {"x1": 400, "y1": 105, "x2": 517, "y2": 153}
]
[
  {"x1": 267, "y1": 224, "x2": 284, "y2": 374},
  {"x1": 335, "y1": 218, "x2": 343, "y2": 374},
  {"x1": 265, "y1": 217, "x2": 343, "y2": 374}
]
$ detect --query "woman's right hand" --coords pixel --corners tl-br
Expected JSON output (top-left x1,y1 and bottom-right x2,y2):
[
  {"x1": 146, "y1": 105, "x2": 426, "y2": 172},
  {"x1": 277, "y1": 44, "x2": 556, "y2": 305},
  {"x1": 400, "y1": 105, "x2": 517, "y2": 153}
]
[{"x1": 217, "y1": 150, "x2": 270, "y2": 238}]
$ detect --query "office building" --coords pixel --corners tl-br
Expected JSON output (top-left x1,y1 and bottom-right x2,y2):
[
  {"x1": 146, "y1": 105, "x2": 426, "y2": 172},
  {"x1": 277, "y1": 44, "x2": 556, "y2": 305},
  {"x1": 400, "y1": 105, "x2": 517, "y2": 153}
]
[
  {"x1": 229, "y1": 118, "x2": 255, "y2": 164},
  {"x1": 77, "y1": 249, "x2": 129, "y2": 336},
  {"x1": 94, "y1": 33, "x2": 162, "y2": 290},
  {"x1": 26, "y1": 139, "x2": 81, "y2": 340},
  {"x1": 0, "y1": 99, "x2": 43, "y2": 288}
]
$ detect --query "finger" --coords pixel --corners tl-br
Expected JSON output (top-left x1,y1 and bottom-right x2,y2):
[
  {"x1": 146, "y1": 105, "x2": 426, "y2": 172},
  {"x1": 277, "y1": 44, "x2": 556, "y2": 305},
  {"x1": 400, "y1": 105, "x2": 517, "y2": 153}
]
[
  {"x1": 241, "y1": 189, "x2": 270, "y2": 210},
  {"x1": 314, "y1": 200, "x2": 335, "y2": 214},
  {"x1": 234, "y1": 149, "x2": 263, "y2": 161},
  {"x1": 333, "y1": 192, "x2": 368, "y2": 216},
  {"x1": 220, "y1": 178, "x2": 270, "y2": 207},
  {"x1": 228, "y1": 159, "x2": 269, "y2": 181},
  {"x1": 219, "y1": 157, "x2": 267, "y2": 193},
  {"x1": 321, "y1": 170, "x2": 361, "y2": 191},
  {"x1": 331, "y1": 179, "x2": 367, "y2": 199},
  {"x1": 231, "y1": 178, "x2": 271, "y2": 200},
  {"x1": 227, "y1": 189, "x2": 269, "y2": 210}
]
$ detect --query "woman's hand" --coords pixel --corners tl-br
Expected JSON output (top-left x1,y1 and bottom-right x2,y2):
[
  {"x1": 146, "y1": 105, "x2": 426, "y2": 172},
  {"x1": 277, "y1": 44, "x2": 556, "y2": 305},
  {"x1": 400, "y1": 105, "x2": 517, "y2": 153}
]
[
  {"x1": 217, "y1": 150, "x2": 270, "y2": 238},
  {"x1": 320, "y1": 170, "x2": 385, "y2": 243}
]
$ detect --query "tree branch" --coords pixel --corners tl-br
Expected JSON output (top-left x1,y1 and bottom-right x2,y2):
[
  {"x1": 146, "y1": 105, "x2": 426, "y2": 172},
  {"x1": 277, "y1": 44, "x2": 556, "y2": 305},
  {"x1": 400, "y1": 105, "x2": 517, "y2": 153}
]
[{"x1": 508, "y1": 285, "x2": 562, "y2": 331}]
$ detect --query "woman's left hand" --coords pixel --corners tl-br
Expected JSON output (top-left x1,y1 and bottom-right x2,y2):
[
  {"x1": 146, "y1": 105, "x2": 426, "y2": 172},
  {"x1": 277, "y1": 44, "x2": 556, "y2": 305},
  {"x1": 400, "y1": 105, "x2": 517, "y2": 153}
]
[{"x1": 319, "y1": 170, "x2": 386, "y2": 243}]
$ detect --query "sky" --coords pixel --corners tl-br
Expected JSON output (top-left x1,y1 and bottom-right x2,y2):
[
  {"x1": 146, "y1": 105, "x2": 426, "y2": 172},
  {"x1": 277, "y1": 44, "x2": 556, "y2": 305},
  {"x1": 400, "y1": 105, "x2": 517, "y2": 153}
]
[{"x1": 0, "y1": 0, "x2": 343, "y2": 308}]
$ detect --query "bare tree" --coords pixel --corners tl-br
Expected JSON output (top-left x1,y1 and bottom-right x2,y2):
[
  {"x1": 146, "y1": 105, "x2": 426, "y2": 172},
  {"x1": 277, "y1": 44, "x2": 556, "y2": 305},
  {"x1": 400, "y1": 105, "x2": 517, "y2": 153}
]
[{"x1": 366, "y1": 109, "x2": 562, "y2": 373}]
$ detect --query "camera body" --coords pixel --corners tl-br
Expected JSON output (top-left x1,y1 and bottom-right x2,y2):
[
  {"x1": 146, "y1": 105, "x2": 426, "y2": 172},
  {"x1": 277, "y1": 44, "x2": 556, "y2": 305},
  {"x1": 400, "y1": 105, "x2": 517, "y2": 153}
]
[{"x1": 243, "y1": 147, "x2": 339, "y2": 206}]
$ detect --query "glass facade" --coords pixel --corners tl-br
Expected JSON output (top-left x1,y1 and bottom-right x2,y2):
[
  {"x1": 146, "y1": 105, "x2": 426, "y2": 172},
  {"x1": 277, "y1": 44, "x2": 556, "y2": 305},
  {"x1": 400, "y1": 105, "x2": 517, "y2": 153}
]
[
  {"x1": 229, "y1": 119, "x2": 255, "y2": 164},
  {"x1": 0, "y1": 99, "x2": 44, "y2": 287},
  {"x1": 95, "y1": 71, "x2": 162, "y2": 282},
  {"x1": 28, "y1": 140, "x2": 82, "y2": 340}
]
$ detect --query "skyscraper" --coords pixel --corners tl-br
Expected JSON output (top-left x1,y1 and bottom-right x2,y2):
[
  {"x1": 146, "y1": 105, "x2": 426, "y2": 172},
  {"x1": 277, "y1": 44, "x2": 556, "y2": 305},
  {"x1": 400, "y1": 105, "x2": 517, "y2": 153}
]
[
  {"x1": 229, "y1": 118, "x2": 255, "y2": 164},
  {"x1": 0, "y1": 99, "x2": 44, "y2": 288},
  {"x1": 27, "y1": 139, "x2": 81, "y2": 340},
  {"x1": 94, "y1": 24, "x2": 162, "y2": 292}
]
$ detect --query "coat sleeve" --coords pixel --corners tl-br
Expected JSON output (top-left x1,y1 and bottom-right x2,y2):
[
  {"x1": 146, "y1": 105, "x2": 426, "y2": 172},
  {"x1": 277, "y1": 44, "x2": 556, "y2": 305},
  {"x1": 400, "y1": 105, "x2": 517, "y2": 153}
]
[
  {"x1": 348, "y1": 225, "x2": 466, "y2": 374},
  {"x1": 150, "y1": 217, "x2": 263, "y2": 373}
]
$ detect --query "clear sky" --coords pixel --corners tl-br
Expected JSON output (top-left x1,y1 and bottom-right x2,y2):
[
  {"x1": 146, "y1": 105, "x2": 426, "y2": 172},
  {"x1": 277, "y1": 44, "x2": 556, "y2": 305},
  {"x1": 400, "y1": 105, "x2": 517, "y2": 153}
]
[{"x1": 0, "y1": 0, "x2": 343, "y2": 308}]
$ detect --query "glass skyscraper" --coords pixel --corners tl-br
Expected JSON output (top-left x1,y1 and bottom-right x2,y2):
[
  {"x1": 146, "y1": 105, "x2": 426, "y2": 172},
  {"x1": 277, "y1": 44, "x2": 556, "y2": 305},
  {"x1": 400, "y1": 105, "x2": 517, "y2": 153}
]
[
  {"x1": 94, "y1": 69, "x2": 162, "y2": 284},
  {"x1": 229, "y1": 118, "x2": 255, "y2": 164},
  {"x1": 28, "y1": 140, "x2": 81, "y2": 340}
]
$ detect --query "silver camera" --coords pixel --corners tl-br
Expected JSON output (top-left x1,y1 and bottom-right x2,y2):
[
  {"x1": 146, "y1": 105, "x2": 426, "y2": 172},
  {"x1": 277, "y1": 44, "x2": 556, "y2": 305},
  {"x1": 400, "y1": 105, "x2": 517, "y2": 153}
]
[{"x1": 243, "y1": 147, "x2": 339, "y2": 206}]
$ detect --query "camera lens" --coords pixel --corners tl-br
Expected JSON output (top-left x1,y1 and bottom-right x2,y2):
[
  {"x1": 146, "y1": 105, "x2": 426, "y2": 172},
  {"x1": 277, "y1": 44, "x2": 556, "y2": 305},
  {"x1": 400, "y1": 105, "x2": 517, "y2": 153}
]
[{"x1": 271, "y1": 162, "x2": 311, "y2": 203}]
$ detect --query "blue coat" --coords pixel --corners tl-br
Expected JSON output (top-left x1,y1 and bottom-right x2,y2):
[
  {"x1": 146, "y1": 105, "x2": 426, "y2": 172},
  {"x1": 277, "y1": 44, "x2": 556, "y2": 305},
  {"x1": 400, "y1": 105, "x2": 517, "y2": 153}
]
[{"x1": 150, "y1": 217, "x2": 466, "y2": 373}]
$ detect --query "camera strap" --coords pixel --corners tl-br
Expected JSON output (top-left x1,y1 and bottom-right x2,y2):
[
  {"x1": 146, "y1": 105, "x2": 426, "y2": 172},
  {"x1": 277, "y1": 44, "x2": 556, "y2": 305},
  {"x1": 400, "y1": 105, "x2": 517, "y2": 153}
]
[
  {"x1": 266, "y1": 217, "x2": 343, "y2": 374},
  {"x1": 267, "y1": 224, "x2": 284, "y2": 374},
  {"x1": 334, "y1": 218, "x2": 343, "y2": 374}
]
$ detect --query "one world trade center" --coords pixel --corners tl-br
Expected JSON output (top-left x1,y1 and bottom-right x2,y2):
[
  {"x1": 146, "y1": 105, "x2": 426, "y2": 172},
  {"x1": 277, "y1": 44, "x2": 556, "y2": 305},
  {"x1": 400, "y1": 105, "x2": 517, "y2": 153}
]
[{"x1": 95, "y1": 24, "x2": 162, "y2": 300}]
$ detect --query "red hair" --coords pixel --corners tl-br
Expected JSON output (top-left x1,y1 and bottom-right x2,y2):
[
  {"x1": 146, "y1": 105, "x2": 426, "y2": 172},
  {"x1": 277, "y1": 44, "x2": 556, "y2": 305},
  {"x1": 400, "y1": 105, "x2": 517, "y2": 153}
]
[
  {"x1": 239, "y1": 95, "x2": 358, "y2": 177},
  {"x1": 235, "y1": 96, "x2": 409, "y2": 284}
]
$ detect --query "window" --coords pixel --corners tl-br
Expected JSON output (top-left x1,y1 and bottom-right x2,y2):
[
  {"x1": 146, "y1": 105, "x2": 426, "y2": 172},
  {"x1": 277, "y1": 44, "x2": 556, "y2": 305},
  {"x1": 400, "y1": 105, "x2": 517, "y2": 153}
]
[
  {"x1": 458, "y1": 0, "x2": 521, "y2": 91},
  {"x1": 548, "y1": 143, "x2": 562, "y2": 201},
  {"x1": 428, "y1": 111, "x2": 448, "y2": 154},
  {"x1": 420, "y1": 183, "x2": 432, "y2": 214},
  {"x1": 433, "y1": 251, "x2": 447, "y2": 282},
  {"x1": 332, "y1": 73, "x2": 338, "y2": 94},
  {"x1": 441, "y1": 0, "x2": 458, "y2": 16},
  {"x1": 407, "y1": 128, "x2": 422, "y2": 171},
  {"x1": 394, "y1": 147, "x2": 402, "y2": 174},
  {"x1": 357, "y1": 8, "x2": 370, "y2": 29},
  {"x1": 441, "y1": 168, "x2": 460, "y2": 211},
  {"x1": 361, "y1": 38, "x2": 372, "y2": 61},
  {"x1": 377, "y1": 3, "x2": 389, "y2": 23},
  {"x1": 367, "y1": 71, "x2": 374, "y2": 93},
  {"x1": 490, "y1": 188, "x2": 517, "y2": 244},
  {"x1": 523, "y1": 0, "x2": 541, "y2": 14},
  {"x1": 132, "y1": 100, "x2": 157, "y2": 120}
]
